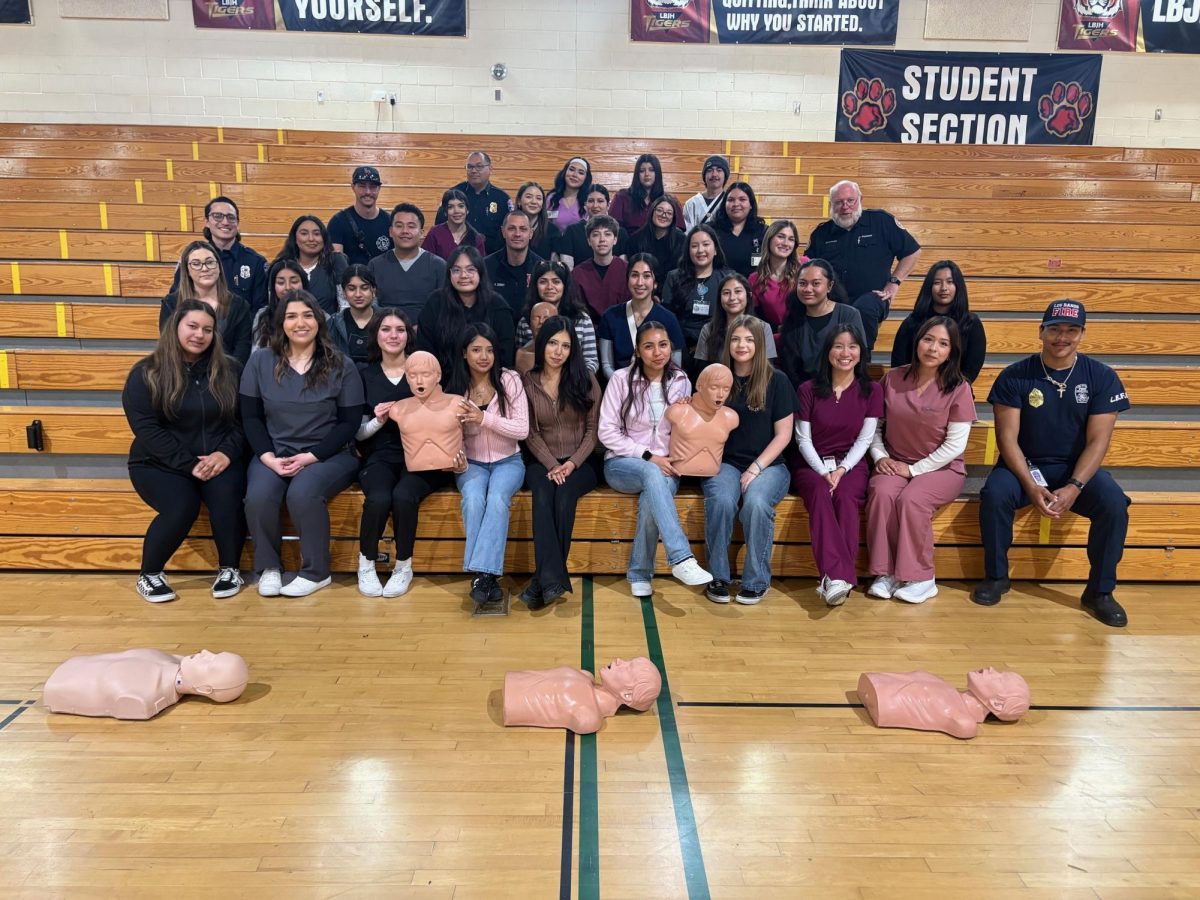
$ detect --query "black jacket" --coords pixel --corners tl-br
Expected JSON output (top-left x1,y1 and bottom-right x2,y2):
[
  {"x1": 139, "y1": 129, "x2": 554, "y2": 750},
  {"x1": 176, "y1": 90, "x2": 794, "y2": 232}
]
[
  {"x1": 159, "y1": 293, "x2": 253, "y2": 365},
  {"x1": 123, "y1": 353, "x2": 243, "y2": 475}
]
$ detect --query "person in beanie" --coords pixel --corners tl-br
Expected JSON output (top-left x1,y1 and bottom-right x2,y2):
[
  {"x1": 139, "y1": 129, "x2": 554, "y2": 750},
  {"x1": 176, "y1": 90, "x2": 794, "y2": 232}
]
[{"x1": 684, "y1": 155, "x2": 731, "y2": 230}]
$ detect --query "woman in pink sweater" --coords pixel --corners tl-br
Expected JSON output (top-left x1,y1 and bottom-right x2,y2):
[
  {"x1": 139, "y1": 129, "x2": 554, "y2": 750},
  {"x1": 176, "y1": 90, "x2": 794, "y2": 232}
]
[{"x1": 446, "y1": 322, "x2": 529, "y2": 604}]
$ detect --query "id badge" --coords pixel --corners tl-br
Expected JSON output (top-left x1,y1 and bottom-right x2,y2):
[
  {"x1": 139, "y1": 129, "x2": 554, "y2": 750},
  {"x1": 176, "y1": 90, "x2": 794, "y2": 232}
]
[
  {"x1": 750, "y1": 254, "x2": 763, "y2": 268},
  {"x1": 1027, "y1": 460, "x2": 1049, "y2": 488},
  {"x1": 693, "y1": 300, "x2": 710, "y2": 317},
  {"x1": 822, "y1": 456, "x2": 837, "y2": 473}
]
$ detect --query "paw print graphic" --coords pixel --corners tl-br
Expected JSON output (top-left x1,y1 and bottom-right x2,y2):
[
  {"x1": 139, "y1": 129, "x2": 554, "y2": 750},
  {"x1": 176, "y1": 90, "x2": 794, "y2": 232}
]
[
  {"x1": 1038, "y1": 81, "x2": 1095, "y2": 138},
  {"x1": 841, "y1": 77, "x2": 896, "y2": 135}
]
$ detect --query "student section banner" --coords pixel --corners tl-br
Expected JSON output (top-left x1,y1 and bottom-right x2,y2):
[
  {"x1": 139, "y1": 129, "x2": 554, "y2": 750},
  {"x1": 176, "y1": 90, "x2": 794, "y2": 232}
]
[
  {"x1": 835, "y1": 50, "x2": 1103, "y2": 145},
  {"x1": 192, "y1": 0, "x2": 467, "y2": 35},
  {"x1": 630, "y1": 0, "x2": 898, "y2": 45},
  {"x1": 1059, "y1": 0, "x2": 1200, "y2": 54},
  {"x1": 0, "y1": 0, "x2": 31, "y2": 23}
]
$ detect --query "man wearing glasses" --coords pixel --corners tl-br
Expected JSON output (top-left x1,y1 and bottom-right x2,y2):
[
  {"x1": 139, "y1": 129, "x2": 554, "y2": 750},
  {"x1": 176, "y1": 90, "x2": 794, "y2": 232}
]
[
  {"x1": 804, "y1": 180, "x2": 921, "y2": 353},
  {"x1": 435, "y1": 151, "x2": 512, "y2": 254},
  {"x1": 170, "y1": 196, "x2": 268, "y2": 313}
]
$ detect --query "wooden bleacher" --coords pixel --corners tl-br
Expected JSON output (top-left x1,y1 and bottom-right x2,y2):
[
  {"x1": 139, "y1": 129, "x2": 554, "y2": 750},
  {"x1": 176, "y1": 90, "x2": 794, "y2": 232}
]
[{"x1": 1, "y1": 123, "x2": 1199, "y2": 580}]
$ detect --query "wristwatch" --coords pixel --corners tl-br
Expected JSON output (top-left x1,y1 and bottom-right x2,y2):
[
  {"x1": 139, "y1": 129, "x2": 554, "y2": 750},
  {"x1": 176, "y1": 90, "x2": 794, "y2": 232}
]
[
  {"x1": 1068, "y1": 478, "x2": 1086, "y2": 490},
  {"x1": 642, "y1": 450, "x2": 653, "y2": 461},
  {"x1": 886, "y1": 275, "x2": 902, "y2": 286}
]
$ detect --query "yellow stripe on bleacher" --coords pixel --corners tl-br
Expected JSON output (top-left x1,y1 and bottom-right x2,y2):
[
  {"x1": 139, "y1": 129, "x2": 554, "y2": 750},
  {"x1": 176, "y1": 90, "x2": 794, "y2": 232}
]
[
  {"x1": 58, "y1": 230, "x2": 69, "y2": 260},
  {"x1": 724, "y1": 139, "x2": 731, "y2": 155},
  {"x1": 984, "y1": 426, "x2": 997, "y2": 466},
  {"x1": 822, "y1": 195, "x2": 830, "y2": 219},
  {"x1": 192, "y1": 141, "x2": 199, "y2": 161},
  {"x1": 9, "y1": 262, "x2": 21, "y2": 295},
  {"x1": 733, "y1": 155, "x2": 741, "y2": 174},
  {"x1": 0, "y1": 351, "x2": 9, "y2": 389},
  {"x1": 134, "y1": 179, "x2": 144, "y2": 204},
  {"x1": 102, "y1": 263, "x2": 114, "y2": 296},
  {"x1": 165, "y1": 159, "x2": 174, "y2": 181},
  {"x1": 98, "y1": 202, "x2": 108, "y2": 230},
  {"x1": 1039, "y1": 516, "x2": 1052, "y2": 544},
  {"x1": 179, "y1": 204, "x2": 188, "y2": 232},
  {"x1": 235, "y1": 162, "x2": 243, "y2": 183},
  {"x1": 55, "y1": 302, "x2": 67, "y2": 337},
  {"x1": 145, "y1": 232, "x2": 155, "y2": 262},
  {"x1": 808, "y1": 174, "x2": 815, "y2": 195},
  {"x1": 257, "y1": 143, "x2": 265, "y2": 163},
  {"x1": 795, "y1": 157, "x2": 802, "y2": 175},
  {"x1": 782, "y1": 141, "x2": 789, "y2": 157},
  {"x1": 217, "y1": 127, "x2": 225, "y2": 144},
  {"x1": 277, "y1": 128, "x2": 284, "y2": 145},
  {"x1": 209, "y1": 181, "x2": 217, "y2": 200}
]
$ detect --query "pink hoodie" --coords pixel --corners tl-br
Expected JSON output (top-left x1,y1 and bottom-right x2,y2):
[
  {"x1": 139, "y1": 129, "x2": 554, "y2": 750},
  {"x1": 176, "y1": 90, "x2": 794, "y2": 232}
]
[{"x1": 597, "y1": 365, "x2": 692, "y2": 460}]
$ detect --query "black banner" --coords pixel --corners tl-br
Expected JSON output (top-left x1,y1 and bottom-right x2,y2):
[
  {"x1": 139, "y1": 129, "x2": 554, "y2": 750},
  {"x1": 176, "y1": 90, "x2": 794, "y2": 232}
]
[
  {"x1": 1140, "y1": 0, "x2": 1200, "y2": 52},
  {"x1": 0, "y1": 0, "x2": 31, "y2": 23},
  {"x1": 631, "y1": 0, "x2": 897, "y2": 44},
  {"x1": 836, "y1": 50, "x2": 1103, "y2": 145},
  {"x1": 194, "y1": 0, "x2": 467, "y2": 35}
]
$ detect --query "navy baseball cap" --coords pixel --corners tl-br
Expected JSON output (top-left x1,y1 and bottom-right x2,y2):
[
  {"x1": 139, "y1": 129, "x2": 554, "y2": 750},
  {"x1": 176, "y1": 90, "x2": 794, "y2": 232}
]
[
  {"x1": 352, "y1": 166, "x2": 382, "y2": 185},
  {"x1": 1042, "y1": 299, "x2": 1086, "y2": 328}
]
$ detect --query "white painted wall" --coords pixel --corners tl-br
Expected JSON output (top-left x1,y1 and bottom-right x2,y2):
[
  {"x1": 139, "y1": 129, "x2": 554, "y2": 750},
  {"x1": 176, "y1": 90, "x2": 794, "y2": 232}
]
[{"x1": 0, "y1": 0, "x2": 1197, "y2": 146}]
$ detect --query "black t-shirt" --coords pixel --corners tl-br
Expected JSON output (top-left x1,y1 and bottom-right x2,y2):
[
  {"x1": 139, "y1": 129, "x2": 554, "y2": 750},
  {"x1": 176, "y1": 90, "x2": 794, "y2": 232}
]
[
  {"x1": 988, "y1": 353, "x2": 1130, "y2": 465},
  {"x1": 357, "y1": 362, "x2": 413, "y2": 465},
  {"x1": 341, "y1": 310, "x2": 372, "y2": 364},
  {"x1": 329, "y1": 206, "x2": 393, "y2": 267},
  {"x1": 714, "y1": 220, "x2": 767, "y2": 278},
  {"x1": 484, "y1": 249, "x2": 544, "y2": 322},
  {"x1": 804, "y1": 209, "x2": 920, "y2": 300},
  {"x1": 723, "y1": 368, "x2": 797, "y2": 472}
]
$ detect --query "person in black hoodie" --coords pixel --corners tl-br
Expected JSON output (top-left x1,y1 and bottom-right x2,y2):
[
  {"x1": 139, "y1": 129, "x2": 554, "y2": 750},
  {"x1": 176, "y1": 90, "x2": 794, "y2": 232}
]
[
  {"x1": 160, "y1": 240, "x2": 253, "y2": 364},
  {"x1": 122, "y1": 299, "x2": 246, "y2": 604}
]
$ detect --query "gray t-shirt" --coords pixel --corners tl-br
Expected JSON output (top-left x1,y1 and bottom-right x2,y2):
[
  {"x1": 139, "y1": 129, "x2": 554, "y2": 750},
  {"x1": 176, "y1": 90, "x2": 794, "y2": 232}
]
[
  {"x1": 240, "y1": 348, "x2": 365, "y2": 456},
  {"x1": 367, "y1": 248, "x2": 447, "y2": 320}
]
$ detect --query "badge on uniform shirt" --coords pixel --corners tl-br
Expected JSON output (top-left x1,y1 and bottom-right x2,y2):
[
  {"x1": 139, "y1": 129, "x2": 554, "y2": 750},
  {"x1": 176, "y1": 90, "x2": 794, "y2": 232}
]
[
  {"x1": 239, "y1": 265, "x2": 250, "y2": 280},
  {"x1": 1075, "y1": 384, "x2": 1089, "y2": 404},
  {"x1": 1028, "y1": 388, "x2": 1044, "y2": 408},
  {"x1": 489, "y1": 202, "x2": 498, "y2": 214}
]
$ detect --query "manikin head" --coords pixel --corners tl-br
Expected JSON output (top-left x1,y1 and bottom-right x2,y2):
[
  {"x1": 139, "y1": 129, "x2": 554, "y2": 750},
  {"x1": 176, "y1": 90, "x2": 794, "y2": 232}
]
[
  {"x1": 598, "y1": 658, "x2": 662, "y2": 712},
  {"x1": 529, "y1": 301, "x2": 558, "y2": 340},
  {"x1": 966, "y1": 667, "x2": 1031, "y2": 721},
  {"x1": 405, "y1": 350, "x2": 443, "y2": 398},
  {"x1": 177, "y1": 650, "x2": 249, "y2": 703},
  {"x1": 692, "y1": 364, "x2": 734, "y2": 416}
]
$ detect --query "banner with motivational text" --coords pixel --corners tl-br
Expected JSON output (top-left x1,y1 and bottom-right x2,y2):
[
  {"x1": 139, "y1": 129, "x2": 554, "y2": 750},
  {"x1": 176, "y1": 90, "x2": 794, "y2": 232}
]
[
  {"x1": 1059, "y1": 0, "x2": 1200, "y2": 54},
  {"x1": 0, "y1": 0, "x2": 32, "y2": 23},
  {"x1": 835, "y1": 50, "x2": 1103, "y2": 145},
  {"x1": 631, "y1": 0, "x2": 898, "y2": 45},
  {"x1": 192, "y1": 0, "x2": 466, "y2": 35}
]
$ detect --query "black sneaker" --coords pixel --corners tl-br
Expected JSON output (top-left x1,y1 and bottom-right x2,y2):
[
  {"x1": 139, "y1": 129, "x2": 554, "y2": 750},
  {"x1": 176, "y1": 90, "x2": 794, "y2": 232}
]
[
  {"x1": 705, "y1": 579, "x2": 731, "y2": 604},
  {"x1": 1082, "y1": 587, "x2": 1128, "y2": 628},
  {"x1": 520, "y1": 582, "x2": 546, "y2": 610},
  {"x1": 971, "y1": 577, "x2": 1011, "y2": 607},
  {"x1": 212, "y1": 567, "x2": 244, "y2": 599},
  {"x1": 136, "y1": 572, "x2": 176, "y2": 604},
  {"x1": 470, "y1": 575, "x2": 491, "y2": 605},
  {"x1": 734, "y1": 586, "x2": 767, "y2": 605},
  {"x1": 542, "y1": 583, "x2": 570, "y2": 605}
]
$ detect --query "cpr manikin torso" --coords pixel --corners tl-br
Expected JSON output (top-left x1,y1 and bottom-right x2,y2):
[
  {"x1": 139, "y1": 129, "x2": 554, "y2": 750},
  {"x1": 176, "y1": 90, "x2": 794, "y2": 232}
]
[
  {"x1": 517, "y1": 301, "x2": 558, "y2": 375},
  {"x1": 856, "y1": 667, "x2": 1031, "y2": 739},
  {"x1": 666, "y1": 363, "x2": 739, "y2": 476},
  {"x1": 43, "y1": 649, "x2": 249, "y2": 721},
  {"x1": 389, "y1": 350, "x2": 465, "y2": 470},
  {"x1": 503, "y1": 657, "x2": 663, "y2": 734}
]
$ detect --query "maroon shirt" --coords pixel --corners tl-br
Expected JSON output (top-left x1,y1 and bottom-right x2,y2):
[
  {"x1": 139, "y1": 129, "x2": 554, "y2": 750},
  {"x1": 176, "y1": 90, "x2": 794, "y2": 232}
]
[
  {"x1": 421, "y1": 222, "x2": 486, "y2": 262},
  {"x1": 795, "y1": 380, "x2": 884, "y2": 460},
  {"x1": 574, "y1": 257, "x2": 630, "y2": 318}
]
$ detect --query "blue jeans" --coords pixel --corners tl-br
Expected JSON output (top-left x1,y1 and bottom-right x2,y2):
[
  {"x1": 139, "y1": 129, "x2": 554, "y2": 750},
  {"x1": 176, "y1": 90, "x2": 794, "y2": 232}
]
[
  {"x1": 603, "y1": 456, "x2": 691, "y2": 583},
  {"x1": 702, "y1": 463, "x2": 790, "y2": 591},
  {"x1": 456, "y1": 453, "x2": 526, "y2": 576}
]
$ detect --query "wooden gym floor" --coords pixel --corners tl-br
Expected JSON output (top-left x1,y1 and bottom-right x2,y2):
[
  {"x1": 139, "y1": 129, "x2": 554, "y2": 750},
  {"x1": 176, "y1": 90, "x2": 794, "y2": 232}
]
[{"x1": 0, "y1": 573, "x2": 1198, "y2": 899}]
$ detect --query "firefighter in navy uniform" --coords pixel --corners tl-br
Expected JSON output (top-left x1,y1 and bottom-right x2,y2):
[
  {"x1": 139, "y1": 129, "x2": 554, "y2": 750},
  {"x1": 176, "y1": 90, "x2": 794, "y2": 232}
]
[
  {"x1": 972, "y1": 300, "x2": 1132, "y2": 627},
  {"x1": 434, "y1": 151, "x2": 512, "y2": 254},
  {"x1": 170, "y1": 196, "x2": 268, "y2": 313}
]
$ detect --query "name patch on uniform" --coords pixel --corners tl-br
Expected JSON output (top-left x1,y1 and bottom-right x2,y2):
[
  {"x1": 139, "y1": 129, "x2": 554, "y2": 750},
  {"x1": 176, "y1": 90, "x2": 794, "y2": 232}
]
[
  {"x1": 1075, "y1": 383, "x2": 1089, "y2": 404},
  {"x1": 1028, "y1": 387, "x2": 1044, "y2": 408},
  {"x1": 1110, "y1": 392, "x2": 1127, "y2": 403}
]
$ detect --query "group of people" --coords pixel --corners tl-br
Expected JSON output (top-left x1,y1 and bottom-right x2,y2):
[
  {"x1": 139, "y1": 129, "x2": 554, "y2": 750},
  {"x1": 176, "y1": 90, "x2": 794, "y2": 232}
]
[{"x1": 122, "y1": 151, "x2": 1133, "y2": 627}]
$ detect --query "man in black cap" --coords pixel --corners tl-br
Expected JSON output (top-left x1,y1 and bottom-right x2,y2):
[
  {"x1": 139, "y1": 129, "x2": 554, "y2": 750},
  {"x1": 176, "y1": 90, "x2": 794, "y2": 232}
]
[
  {"x1": 329, "y1": 166, "x2": 393, "y2": 267},
  {"x1": 973, "y1": 299, "x2": 1132, "y2": 627},
  {"x1": 683, "y1": 154, "x2": 730, "y2": 230},
  {"x1": 434, "y1": 151, "x2": 512, "y2": 255},
  {"x1": 804, "y1": 179, "x2": 921, "y2": 352}
]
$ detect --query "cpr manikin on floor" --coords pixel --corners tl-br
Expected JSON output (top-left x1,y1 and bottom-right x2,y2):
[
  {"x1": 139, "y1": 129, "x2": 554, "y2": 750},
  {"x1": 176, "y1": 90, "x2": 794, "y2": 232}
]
[
  {"x1": 857, "y1": 667, "x2": 1031, "y2": 739},
  {"x1": 503, "y1": 657, "x2": 663, "y2": 734}
]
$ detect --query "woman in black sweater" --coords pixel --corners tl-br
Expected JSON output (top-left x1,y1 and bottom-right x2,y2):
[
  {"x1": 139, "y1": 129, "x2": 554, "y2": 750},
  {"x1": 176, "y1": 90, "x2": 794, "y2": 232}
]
[
  {"x1": 890, "y1": 260, "x2": 987, "y2": 383},
  {"x1": 122, "y1": 299, "x2": 246, "y2": 603}
]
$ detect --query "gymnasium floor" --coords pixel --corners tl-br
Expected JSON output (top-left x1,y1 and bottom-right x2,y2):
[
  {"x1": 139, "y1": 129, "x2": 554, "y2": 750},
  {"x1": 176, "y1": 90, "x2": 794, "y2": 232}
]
[{"x1": 0, "y1": 573, "x2": 1197, "y2": 899}]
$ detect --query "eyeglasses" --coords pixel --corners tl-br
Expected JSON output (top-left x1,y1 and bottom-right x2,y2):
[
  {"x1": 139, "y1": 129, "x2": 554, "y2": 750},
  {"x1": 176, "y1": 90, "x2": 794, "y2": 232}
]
[
  {"x1": 450, "y1": 266, "x2": 479, "y2": 276},
  {"x1": 188, "y1": 259, "x2": 219, "y2": 271},
  {"x1": 208, "y1": 212, "x2": 239, "y2": 223},
  {"x1": 465, "y1": 163, "x2": 488, "y2": 172}
]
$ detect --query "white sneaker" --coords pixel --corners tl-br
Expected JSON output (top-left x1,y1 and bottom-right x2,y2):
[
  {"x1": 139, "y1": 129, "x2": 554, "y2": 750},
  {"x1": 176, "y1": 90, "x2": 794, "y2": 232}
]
[
  {"x1": 868, "y1": 575, "x2": 899, "y2": 600},
  {"x1": 280, "y1": 575, "x2": 332, "y2": 597},
  {"x1": 257, "y1": 568, "x2": 282, "y2": 597},
  {"x1": 671, "y1": 557, "x2": 713, "y2": 586},
  {"x1": 824, "y1": 579, "x2": 853, "y2": 607},
  {"x1": 895, "y1": 579, "x2": 938, "y2": 604},
  {"x1": 357, "y1": 553, "x2": 383, "y2": 597},
  {"x1": 816, "y1": 574, "x2": 830, "y2": 601},
  {"x1": 382, "y1": 559, "x2": 413, "y2": 598},
  {"x1": 630, "y1": 580, "x2": 653, "y2": 597}
]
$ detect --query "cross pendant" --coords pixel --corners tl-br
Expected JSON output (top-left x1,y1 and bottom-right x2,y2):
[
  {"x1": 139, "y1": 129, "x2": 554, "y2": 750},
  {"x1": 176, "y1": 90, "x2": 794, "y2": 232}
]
[{"x1": 1056, "y1": 383, "x2": 1066, "y2": 399}]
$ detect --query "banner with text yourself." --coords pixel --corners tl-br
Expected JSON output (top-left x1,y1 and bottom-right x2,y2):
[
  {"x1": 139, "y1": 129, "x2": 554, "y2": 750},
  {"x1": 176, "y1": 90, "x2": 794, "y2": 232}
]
[{"x1": 193, "y1": 0, "x2": 466, "y2": 35}]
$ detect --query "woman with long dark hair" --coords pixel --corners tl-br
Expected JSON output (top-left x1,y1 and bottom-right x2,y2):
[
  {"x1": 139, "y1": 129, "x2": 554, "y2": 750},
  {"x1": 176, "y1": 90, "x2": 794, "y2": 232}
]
[
  {"x1": 520, "y1": 315, "x2": 601, "y2": 609},
  {"x1": 694, "y1": 273, "x2": 778, "y2": 365},
  {"x1": 662, "y1": 223, "x2": 733, "y2": 352},
  {"x1": 422, "y1": 188, "x2": 486, "y2": 260},
  {"x1": 515, "y1": 181, "x2": 561, "y2": 261},
  {"x1": 597, "y1": 320, "x2": 711, "y2": 597},
  {"x1": 710, "y1": 181, "x2": 768, "y2": 278},
  {"x1": 890, "y1": 260, "x2": 987, "y2": 382},
  {"x1": 415, "y1": 245, "x2": 516, "y2": 374},
  {"x1": 626, "y1": 196, "x2": 687, "y2": 288},
  {"x1": 254, "y1": 258, "x2": 310, "y2": 349},
  {"x1": 750, "y1": 220, "x2": 807, "y2": 332},
  {"x1": 609, "y1": 153, "x2": 684, "y2": 233},
  {"x1": 446, "y1": 323, "x2": 529, "y2": 604},
  {"x1": 516, "y1": 260, "x2": 598, "y2": 373},
  {"x1": 598, "y1": 253, "x2": 685, "y2": 380},
  {"x1": 240, "y1": 290, "x2": 364, "y2": 598},
  {"x1": 867, "y1": 316, "x2": 976, "y2": 604},
  {"x1": 778, "y1": 258, "x2": 864, "y2": 388},
  {"x1": 547, "y1": 156, "x2": 592, "y2": 231},
  {"x1": 159, "y1": 240, "x2": 252, "y2": 364},
  {"x1": 276, "y1": 214, "x2": 348, "y2": 315},
  {"x1": 123, "y1": 299, "x2": 246, "y2": 603},
  {"x1": 791, "y1": 323, "x2": 883, "y2": 607}
]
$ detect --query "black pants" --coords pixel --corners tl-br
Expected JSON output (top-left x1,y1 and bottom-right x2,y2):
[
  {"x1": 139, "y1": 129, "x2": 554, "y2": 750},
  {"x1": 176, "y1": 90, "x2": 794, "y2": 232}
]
[
  {"x1": 129, "y1": 463, "x2": 246, "y2": 574},
  {"x1": 359, "y1": 460, "x2": 454, "y2": 561},
  {"x1": 851, "y1": 290, "x2": 890, "y2": 354},
  {"x1": 526, "y1": 459, "x2": 597, "y2": 593}
]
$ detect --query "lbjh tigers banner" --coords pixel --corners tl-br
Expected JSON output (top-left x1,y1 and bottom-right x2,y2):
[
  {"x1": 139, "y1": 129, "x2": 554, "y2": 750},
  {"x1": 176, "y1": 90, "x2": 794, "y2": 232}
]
[
  {"x1": 1059, "y1": 0, "x2": 1200, "y2": 54},
  {"x1": 836, "y1": 50, "x2": 1103, "y2": 146}
]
